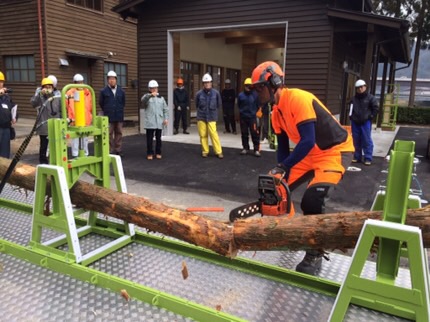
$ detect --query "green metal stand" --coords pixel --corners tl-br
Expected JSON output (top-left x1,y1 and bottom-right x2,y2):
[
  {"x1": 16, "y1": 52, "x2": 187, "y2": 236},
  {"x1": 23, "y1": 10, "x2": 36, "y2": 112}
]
[
  {"x1": 329, "y1": 140, "x2": 430, "y2": 321},
  {"x1": 267, "y1": 103, "x2": 278, "y2": 150},
  {"x1": 29, "y1": 84, "x2": 134, "y2": 266}
]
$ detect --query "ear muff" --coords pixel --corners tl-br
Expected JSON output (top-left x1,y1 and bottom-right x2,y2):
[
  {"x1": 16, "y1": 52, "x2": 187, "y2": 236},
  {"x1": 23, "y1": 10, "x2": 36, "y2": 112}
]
[{"x1": 265, "y1": 66, "x2": 283, "y2": 89}]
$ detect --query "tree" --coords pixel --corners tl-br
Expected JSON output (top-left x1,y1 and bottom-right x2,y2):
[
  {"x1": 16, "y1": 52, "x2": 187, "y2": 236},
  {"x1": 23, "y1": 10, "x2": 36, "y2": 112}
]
[{"x1": 372, "y1": 0, "x2": 430, "y2": 107}]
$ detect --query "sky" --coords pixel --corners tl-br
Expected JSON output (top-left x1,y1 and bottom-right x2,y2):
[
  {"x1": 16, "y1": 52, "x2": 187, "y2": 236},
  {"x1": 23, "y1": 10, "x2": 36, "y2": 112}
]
[{"x1": 392, "y1": 48, "x2": 430, "y2": 79}]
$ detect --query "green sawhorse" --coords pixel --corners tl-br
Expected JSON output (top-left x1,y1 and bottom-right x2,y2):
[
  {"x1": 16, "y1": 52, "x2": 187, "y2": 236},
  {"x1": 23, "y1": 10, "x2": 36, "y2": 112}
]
[
  {"x1": 329, "y1": 140, "x2": 430, "y2": 321},
  {"x1": 28, "y1": 84, "x2": 134, "y2": 266}
]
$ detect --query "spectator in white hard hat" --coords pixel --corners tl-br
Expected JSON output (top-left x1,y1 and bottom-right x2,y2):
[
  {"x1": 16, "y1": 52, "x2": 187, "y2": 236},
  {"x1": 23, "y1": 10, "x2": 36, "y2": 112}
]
[
  {"x1": 349, "y1": 79, "x2": 379, "y2": 166},
  {"x1": 195, "y1": 73, "x2": 223, "y2": 159},
  {"x1": 141, "y1": 80, "x2": 168, "y2": 160},
  {"x1": 66, "y1": 74, "x2": 93, "y2": 158},
  {"x1": 99, "y1": 70, "x2": 126, "y2": 157}
]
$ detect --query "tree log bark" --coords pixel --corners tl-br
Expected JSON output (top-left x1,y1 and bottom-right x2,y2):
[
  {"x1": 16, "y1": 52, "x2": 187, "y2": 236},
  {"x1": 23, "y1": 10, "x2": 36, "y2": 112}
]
[{"x1": 0, "y1": 158, "x2": 429, "y2": 258}]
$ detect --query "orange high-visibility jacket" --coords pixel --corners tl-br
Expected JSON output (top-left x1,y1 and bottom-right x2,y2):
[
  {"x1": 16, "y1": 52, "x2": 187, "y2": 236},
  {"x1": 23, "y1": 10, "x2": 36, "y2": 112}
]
[
  {"x1": 272, "y1": 88, "x2": 353, "y2": 154},
  {"x1": 66, "y1": 88, "x2": 93, "y2": 126}
]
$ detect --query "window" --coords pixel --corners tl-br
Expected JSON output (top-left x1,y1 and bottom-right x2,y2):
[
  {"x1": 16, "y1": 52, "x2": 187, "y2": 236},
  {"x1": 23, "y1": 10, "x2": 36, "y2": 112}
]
[
  {"x1": 180, "y1": 61, "x2": 201, "y2": 100},
  {"x1": 206, "y1": 65, "x2": 222, "y2": 90},
  {"x1": 104, "y1": 63, "x2": 127, "y2": 87},
  {"x1": 66, "y1": 0, "x2": 103, "y2": 12},
  {"x1": 5, "y1": 55, "x2": 35, "y2": 83}
]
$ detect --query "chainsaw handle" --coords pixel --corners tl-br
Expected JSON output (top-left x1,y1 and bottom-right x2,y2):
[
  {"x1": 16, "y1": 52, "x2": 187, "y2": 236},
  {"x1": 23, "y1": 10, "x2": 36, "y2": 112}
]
[{"x1": 280, "y1": 179, "x2": 292, "y2": 214}]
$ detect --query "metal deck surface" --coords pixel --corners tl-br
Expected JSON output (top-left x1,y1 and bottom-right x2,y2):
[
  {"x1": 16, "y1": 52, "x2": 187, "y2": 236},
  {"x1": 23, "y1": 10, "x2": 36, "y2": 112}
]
[{"x1": 0, "y1": 185, "x2": 413, "y2": 321}]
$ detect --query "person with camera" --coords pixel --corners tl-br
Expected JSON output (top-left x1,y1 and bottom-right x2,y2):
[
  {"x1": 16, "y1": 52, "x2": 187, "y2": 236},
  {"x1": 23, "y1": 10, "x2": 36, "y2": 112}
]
[
  {"x1": 141, "y1": 80, "x2": 168, "y2": 160},
  {"x1": 31, "y1": 77, "x2": 62, "y2": 164},
  {"x1": 0, "y1": 71, "x2": 17, "y2": 158}
]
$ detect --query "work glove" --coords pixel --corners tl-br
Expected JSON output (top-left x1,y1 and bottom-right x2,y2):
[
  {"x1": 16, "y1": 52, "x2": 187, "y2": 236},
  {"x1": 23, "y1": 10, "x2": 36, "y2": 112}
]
[{"x1": 268, "y1": 164, "x2": 289, "y2": 184}]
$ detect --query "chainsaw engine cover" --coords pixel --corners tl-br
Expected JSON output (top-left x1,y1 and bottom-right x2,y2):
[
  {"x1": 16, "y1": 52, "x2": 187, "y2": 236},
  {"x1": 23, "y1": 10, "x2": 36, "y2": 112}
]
[
  {"x1": 229, "y1": 174, "x2": 292, "y2": 222},
  {"x1": 258, "y1": 175, "x2": 291, "y2": 216}
]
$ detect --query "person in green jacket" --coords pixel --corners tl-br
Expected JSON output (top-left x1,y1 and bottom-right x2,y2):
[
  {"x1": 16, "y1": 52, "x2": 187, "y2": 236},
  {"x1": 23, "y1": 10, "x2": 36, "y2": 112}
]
[{"x1": 141, "y1": 80, "x2": 169, "y2": 160}]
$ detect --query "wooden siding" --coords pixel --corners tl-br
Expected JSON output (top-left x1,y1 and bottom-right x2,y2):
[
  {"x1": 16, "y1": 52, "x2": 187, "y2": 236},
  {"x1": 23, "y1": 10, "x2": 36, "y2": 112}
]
[
  {"x1": 0, "y1": 0, "x2": 138, "y2": 119},
  {"x1": 44, "y1": 0, "x2": 138, "y2": 119},
  {"x1": 136, "y1": 0, "x2": 337, "y2": 106},
  {"x1": 0, "y1": 0, "x2": 41, "y2": 118}
]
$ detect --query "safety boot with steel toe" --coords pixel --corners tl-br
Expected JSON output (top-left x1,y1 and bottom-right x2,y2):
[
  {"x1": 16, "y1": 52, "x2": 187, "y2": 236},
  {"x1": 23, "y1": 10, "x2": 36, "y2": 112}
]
[{"x1": 296, "y1": 250, "x2": 325, "y2": 276}]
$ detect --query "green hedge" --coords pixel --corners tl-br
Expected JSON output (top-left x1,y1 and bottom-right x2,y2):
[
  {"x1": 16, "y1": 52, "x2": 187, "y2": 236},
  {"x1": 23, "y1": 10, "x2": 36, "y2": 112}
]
[{"x1": 396, "y1": 106, "x2": 430, "y2": 125}]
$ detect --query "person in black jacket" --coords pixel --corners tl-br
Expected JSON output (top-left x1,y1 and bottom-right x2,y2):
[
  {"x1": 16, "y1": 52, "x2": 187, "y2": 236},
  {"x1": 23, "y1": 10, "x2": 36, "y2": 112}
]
[
  {"x1": 221, "y1": 79, "x2": 236, "y2": 134},
  {"x1": 173, "y1": 78, "x2": 190, "y2": 134},
  {"x1": 237, "y1": 78, "x2": 260, "y2": 157},
  {"x1": 99, "y1": 71, "x2": 126, "y2": 157},
  {"x1": 349, "y1": 79, "x2": 379, "y2": 166},
  {"x1": 0, "y1": 71, "x2": 17, "y2": 158}
]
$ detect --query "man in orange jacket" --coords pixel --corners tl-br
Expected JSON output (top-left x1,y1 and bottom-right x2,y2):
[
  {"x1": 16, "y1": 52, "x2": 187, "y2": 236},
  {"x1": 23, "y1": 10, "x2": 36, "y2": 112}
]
[
  {"x1": 66, "y1": 74, "x2": 93, "y2": 157},
  {"x1": 251, "y1": 61, "x2": 354, "y2": 275}
]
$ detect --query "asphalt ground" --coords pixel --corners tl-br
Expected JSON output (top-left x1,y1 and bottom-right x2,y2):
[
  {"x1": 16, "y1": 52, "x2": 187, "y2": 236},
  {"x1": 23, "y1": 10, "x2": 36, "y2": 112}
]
[{"x1": 13, "y1": 123, "x2": 430, "y2": 216}]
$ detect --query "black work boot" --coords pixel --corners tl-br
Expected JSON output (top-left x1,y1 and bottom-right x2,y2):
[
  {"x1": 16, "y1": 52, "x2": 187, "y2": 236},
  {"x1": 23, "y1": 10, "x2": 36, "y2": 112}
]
[{"x1": 296, "y1": 250, "x2": 324, "y2": 276}]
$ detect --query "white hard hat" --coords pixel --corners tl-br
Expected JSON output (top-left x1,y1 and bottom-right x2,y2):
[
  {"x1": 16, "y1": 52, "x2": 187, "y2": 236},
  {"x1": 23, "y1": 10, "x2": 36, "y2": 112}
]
[
  {"x1": 73, "y1": 73, "x2": 84, "y2": 82},
  {"x1": 225, "y1": 79, "x2": 231, "y2": 84},
  {"x1": 47, "y1": 75, "x2": 58, "y2": 87},
  {"x1": 202, "y1": 73, "x2": 212, "y2": 82},
  {"x1": 107, "y1": 70, "x2": 117, "y2": 78},
  {"x1": 148, "y1": 80, "x2": 159, "y2": 88},
  {"x1": 355, "y1": 79, "x2": 366, "y2": 87}
]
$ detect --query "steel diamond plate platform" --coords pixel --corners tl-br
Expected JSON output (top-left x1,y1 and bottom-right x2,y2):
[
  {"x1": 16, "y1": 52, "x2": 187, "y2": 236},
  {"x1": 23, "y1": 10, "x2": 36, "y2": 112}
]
[{"x1": 0, "y1": 184, "x2": 417, "y2": 321}]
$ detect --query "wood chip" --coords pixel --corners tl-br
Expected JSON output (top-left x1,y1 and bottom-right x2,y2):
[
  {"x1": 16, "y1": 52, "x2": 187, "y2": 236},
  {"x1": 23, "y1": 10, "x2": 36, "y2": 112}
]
[
  {"x1": 215, "y1": 305, "x2": 222, "y2": 311},
  {"x1": 120, "y1": 289, "x2": 130, "y2": 301},
  {"x1": 181, "y1": 260, "x2": 189, "y2": 280}
]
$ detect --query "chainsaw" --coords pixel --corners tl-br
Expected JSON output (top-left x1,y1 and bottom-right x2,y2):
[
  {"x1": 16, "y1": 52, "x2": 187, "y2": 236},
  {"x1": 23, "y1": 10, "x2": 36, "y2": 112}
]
[{"x1": 229, "y1": 174, "x2": 293, "y2": 222}]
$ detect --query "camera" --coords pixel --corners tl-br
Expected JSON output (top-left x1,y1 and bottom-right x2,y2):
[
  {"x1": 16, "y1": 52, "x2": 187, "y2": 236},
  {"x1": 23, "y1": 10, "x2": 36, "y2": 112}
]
[{"x1": 0, "y1": 88, "x2": 12, "y2": 95}]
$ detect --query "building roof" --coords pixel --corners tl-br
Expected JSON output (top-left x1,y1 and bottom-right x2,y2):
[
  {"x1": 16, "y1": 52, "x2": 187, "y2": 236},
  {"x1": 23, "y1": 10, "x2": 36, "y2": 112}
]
[
  {"x1": 112, "y1": 1, "x2": 411, "y2": 65},
  {"x1": 112, "y1": 0, "x2": 142, "y2": 19},
  {"x1": 327, "y1": 7, "x2": 411, "y2": 64}
]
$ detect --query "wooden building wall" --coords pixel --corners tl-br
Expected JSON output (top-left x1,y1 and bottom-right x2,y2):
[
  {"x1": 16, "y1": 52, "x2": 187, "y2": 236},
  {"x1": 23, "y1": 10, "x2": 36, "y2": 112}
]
[
  {"x1": 45, "y1": 0, "x2": 138, "y2": 118},
  {"x1": 0, "y1": 0, "x2": 41, "y2": 117},
  {"x1": 136, "y1": 0, "x2": 338, "y2": 108},
  {"x1": 0, "y1": 0, "x2": 138, "y2": 119}
]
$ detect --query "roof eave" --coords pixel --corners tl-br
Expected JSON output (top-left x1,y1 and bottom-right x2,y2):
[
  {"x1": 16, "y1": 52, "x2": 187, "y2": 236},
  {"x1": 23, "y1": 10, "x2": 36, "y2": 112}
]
[{"x1": 111, "y1": 0, "x2": 144, "y2": 18}]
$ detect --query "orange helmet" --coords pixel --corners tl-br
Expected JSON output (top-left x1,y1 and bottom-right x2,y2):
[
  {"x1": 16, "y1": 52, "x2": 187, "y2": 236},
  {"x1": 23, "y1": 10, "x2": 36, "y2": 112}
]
[
  {"x1": 251, "y1": 61, "x2": 284, "y2": 88},
  {"x1": 177, "y1": 78, "x2": 184, "y2": 85}
]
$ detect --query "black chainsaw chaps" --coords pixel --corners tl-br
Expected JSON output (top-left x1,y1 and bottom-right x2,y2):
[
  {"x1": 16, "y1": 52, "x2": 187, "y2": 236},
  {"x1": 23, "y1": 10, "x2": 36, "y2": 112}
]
[{"x1": 301, "y1": 184, "x2": 331, "y2": 215}]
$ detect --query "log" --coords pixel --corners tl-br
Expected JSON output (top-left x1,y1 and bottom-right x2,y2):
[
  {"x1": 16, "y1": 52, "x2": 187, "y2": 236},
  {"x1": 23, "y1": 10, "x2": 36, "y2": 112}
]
[
  {"x1": 0, "y1": 158, "x2": 430, "y2": 257},
  {"x1": 0, "y1": 158, "x2": 235, "y2": 257},
  {"x1": 233, "y1": 207, "x2": 430, "y2": 252}
]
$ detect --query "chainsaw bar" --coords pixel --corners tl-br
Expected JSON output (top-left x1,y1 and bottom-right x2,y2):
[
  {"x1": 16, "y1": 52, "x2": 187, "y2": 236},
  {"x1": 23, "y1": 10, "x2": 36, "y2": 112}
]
[{"x1": 229, "y1": 201, "x2": 261, "y2": 222}]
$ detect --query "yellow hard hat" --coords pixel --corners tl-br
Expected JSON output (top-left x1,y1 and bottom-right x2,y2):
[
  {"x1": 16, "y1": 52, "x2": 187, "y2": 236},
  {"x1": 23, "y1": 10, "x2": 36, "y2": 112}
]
[
  {"x1": 0, "y1": 72, "x2": 5, "y2": 81},
  {"x1": 41, "y1": 77, "x2": 54, "y2": 87},
  {"x1": 244, "y1": 77, "x2": 252, "y2": 85}
]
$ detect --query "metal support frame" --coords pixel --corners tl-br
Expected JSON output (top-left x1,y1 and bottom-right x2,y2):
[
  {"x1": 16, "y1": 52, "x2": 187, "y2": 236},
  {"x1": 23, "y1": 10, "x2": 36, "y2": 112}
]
[
  {"x1": 329, "y1": 140, "x2": 430, "y2": 321},
  {"x1": 29, "y1": 84, "x2": 134, "y2": 266},
  {"x1": 379, "y1": 83, "x2": 399, "y2": 131}
]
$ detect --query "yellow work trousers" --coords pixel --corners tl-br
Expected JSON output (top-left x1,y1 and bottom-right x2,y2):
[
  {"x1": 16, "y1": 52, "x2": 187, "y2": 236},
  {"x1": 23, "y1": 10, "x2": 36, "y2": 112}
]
[{"x1": 197, "y1": 120, "x2": 222, "y2": 155}]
